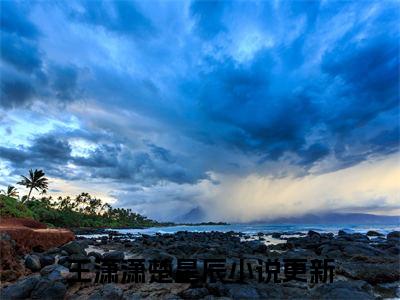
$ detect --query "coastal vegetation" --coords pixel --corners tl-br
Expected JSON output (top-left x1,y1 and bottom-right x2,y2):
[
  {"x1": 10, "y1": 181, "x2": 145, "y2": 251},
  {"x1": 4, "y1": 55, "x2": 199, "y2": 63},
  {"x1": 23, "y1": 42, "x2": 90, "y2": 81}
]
[
  {"x1": 0, "y1": 169, "x2": 167, "y2": 229},
  {"x1": 0, "y1": 194, "x2": 166, "y2": 229},
  {"x1": 0, "y1": 169, "x2": 228, "y2": 229}
]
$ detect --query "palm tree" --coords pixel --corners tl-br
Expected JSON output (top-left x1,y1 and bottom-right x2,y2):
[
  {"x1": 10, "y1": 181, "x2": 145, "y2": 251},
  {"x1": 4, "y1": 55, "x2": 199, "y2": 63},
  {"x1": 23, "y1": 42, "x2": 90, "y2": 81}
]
[
  {"x1": 17, "y1": 169, "x2": 49, "y2": 202},
  {"x1": 0, "y1": 185, "x2": 19, "y2": 198}
]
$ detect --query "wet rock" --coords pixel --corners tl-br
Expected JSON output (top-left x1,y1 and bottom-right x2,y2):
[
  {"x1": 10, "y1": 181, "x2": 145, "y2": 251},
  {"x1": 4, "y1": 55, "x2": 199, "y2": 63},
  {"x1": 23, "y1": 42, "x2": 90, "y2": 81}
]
[
  {"x1": 25, "y1": 254, "x2": 41, "y2": 272},
  {"x1": 40, "y1": 264, "x2": 70, "y2": 281},
  {"x1": 366, "y1": 230, "x2": 384, "y2": 237},
  {"x1": 0, "y1": 275, "x2": 40, "y2": 299},
  {"x1": 338, "y1": 233, "x2": 369, "y2": 243},
  {"x1": 311, "y1": 280, "x2": 374, "y2": 299},
  {"x1": 87, "y1": 251, "x2": 102, "y2": 262},
  {"x1": 88, "y1": 283, "x2": 123, "y2": 300},
  {"x1": 271, "y1": 232, "x2": 282, "y2": 239},
  {"x1": 226, "y1": 284, "x2": 260, "y2": 299},
  {"x1": 45, "y1": 247, "x2": 60, "y2": 255},
  {"x1": 337, "y1": 262, "x2": 400, "y2": 284},
  {"x1": 180, "y1": 287, "x2": 209, "y2": 299},
  {"x1": 245, "y1": 240, "x2": 268, "y2": 253},
  {"x1": 385, "y1": 245, "x2": 400, "y2": 255},
  {"x1": 57, "y1": 256, "x2": 69, "y2": 266},
  {"x1": 61, "y1": 241, "x2": 84, "y2": 255},
  {"x1": 307, "y1": 230, "x2": 321, "y2": 240},
  {"x1": 102, "y1": 251, "x2": 124, "y2": 261},
  {"x1": 123, "y1": 291, "x2": 143, "y2": 300},
  {"x1": 206, "y1": 282, "x2": 229, "y2": 297},
  {"x1": 387, "y1": 231, "x2": 400, "y2": 240},
  {"x1": 39, "y1": 255, "x2": 55, "y2": 268},
  {"x1": 341, "y1": 243, "x2": 385, "y2": 257},
  {"x1": 30, "y1": 278, "x2": 67, "y2": 300},
  {"x1": 141, "y1": 249, "x2": 175, "y2": 261},
  {"x1": 69, "y1": 253, "x2": 89, "y2": 261},
  {"x1": 76, "y1": 239, "x2": 90, "y2": 249}
]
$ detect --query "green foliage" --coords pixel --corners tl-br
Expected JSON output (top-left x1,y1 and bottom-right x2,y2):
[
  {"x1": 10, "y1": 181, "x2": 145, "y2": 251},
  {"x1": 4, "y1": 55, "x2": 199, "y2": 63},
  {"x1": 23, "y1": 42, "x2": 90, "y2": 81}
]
[
  {"x1": 0, "y1": 195, "x2": 34, "y2": 218},
  {"x1": 2, "y1": 169, "x2": 167, "y2": 229},
  {"x1": 21, "y1": 193, "x2": 164, "y2": 229},
  {"x1": 17, "y1": 169, "x2": 49, "y2": 202},
  {"x1": 0, "y1": 186, "x2": 19, "y2": 198}
]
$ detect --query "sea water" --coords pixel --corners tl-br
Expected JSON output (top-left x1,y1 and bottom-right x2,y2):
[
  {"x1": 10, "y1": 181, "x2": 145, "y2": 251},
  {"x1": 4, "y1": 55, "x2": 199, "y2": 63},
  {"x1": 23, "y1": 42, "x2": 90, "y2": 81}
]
[{"x1": 113, "y1": 223, "x2": 400, "y2": 236}]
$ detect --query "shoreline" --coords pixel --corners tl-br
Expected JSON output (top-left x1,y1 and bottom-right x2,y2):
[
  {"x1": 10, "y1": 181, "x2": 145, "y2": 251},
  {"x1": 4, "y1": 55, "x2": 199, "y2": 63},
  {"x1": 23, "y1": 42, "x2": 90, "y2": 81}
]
[
  {"x1": 1, "y1": 228, "x2": 399, "y2": 299},
  {"x1": 71, "y1": 222, "x2": 400, "y2": 237}
]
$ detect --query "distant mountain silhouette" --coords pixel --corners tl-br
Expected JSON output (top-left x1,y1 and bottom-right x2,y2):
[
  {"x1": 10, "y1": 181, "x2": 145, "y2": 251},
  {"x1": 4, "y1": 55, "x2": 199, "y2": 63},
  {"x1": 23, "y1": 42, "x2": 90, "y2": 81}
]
[
  {"x1": 176, "y1": 209, "x2": 399, "y2": 224},
  {"x1": 174, "y1": 206, "x2": 206, "y2": 223},
  {"x1": 253, "y1": 213, "x2": 399, "y2": 224}
]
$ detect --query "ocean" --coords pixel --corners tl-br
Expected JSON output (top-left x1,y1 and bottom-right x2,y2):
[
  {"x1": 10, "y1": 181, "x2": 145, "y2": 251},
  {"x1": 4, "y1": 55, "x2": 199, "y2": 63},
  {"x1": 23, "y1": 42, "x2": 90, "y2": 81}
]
[{"x1": 112, "y1": 223, "x2": 400, "y2": 236}]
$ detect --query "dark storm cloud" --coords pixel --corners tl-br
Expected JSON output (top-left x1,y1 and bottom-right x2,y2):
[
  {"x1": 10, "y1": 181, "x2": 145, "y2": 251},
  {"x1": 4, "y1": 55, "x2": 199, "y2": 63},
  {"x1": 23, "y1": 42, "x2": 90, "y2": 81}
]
[
  {"x1": 1, "y1": 32, "x2": 42, "y2": 73},
  {"x1": 0, "y1": 132, "x2": 207, "y2": 186},
  {"x1": 50, "y1": 64, "x2": 80, "y2": 101},
  {"x1": 321, "y1": 35, "x2": 399, "y2": 132},
  {"x1": 0, "y1": 0, "x2": 398, "y2": 185},
  {"x1": 75, "y1": 143, "x2": 208, "y2": 185},
  {"x1": 0, "y1": 135, "x2": 71, "y2": 166},
  {"x1": 0, "y1": 1, "x2": 82, "y2": 108},
  {"x1": 0, "y1": 76, "x2": 35, "y2": 108},
  {"x1": 186, "y1": 51, "x2": 320, "y2": 162},
  {"x1": 298, "y1": 143, "x2": 330, "y2": 166},
  {"x1": 0, "y1": 63, "x2": 81, "y2": 108},
  {"x1": 180, "y1": 2, "x2": 399, "y2": 169},
  {"x1": 0, "y1": 1, "x2": 39, "y2": 39}
]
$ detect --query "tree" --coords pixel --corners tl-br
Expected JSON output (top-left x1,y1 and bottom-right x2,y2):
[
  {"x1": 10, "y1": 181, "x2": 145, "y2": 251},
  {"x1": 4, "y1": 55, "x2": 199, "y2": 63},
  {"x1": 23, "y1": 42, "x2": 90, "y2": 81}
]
[
  {"x1": 17, "y1": 169, "x2": 49, "y2": 202},
  {"x1": 0, "y1": 185, "x2": 19, "y2": 198}
]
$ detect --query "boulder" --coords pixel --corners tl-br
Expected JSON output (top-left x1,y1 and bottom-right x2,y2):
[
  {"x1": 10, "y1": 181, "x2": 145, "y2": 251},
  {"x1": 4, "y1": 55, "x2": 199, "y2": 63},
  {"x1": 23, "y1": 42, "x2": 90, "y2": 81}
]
[
  {"x1": 387, "y1": 231, "x2": 400, "y2": 240},
  {"x1": 307, "y1": 230, "x2": 321, "y2": 240},
  {"x1": 0, "y1": 275, "x2": 40, "y2": 299},
  {"x1": 245, "y1": 240, "x2": 268, "y2": 253},
  {"x1": 337, "y1": 262, "x2": 400, "y2": 284},
  {"x1": 311, "y1": 280, "x2": 374, "y2": 299},
  {"x1": 87, "y1": 251, "x2": 102, "y2": 262},
  {"x1": 40, "y1": 264, "x2": 70, "y2": 281},
  {"x1": 180, "y1": 288, "x2": 209, "y2": 299},
  {"x1": 341, "y1": 243, "x2": 385, "y2": 257},
  {"x1": 39, "y1": 255, "x2": 55, "y2": 268},
  {"x1": 102, "y1": 251, "x2": 124, "y2": 261},
  {"x1": 57, "y1": 256, "x2": 69, "y2": 266},
  {"x1": 271, "y1": 233, "x2": 281, "y2": 239},
  {"x1": 45, "y1": 247, "x2": 61, "y2": 255},
  {"x1": 141, "y1": 249, "x2": 175, "y2": 261},
  {"x1": 30, "y1": 278, "x2": 67, "y2": 300},
  {"x1": 25, "y1": 254, "x2": 41, "y2": 272},
  {"x1": 61, "y1": 241, "x2": 84, "y2": 255},
  {"x1": 226, "y1": 284, "x2": 260, "y2": 299},
  {"x1": 69, "y1": 253, "x2": 89, "y2": 261},
  {"x1": 366, "y1": 230, "x2": 384, "y2": 237},
  {"x1": 88, "y1": 283, "x2": 124, "y2": 300}
]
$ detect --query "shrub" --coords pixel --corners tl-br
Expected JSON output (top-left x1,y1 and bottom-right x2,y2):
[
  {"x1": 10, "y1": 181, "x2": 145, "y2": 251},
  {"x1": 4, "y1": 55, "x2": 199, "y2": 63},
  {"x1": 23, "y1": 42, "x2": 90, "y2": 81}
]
[{"x1": 0, "y1": 195, "x2": 34, "y2": 218}]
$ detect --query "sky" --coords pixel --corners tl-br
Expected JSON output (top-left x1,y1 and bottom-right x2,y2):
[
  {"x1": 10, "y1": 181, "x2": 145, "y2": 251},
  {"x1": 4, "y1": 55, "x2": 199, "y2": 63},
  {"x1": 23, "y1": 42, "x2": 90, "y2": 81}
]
[{"x1": 0, "y1": 0, "x2": 399, "y2": 222}]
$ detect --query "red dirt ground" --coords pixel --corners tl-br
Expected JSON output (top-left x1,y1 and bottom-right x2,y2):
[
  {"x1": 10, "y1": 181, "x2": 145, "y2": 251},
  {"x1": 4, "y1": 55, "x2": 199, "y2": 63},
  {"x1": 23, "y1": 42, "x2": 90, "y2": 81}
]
[
  {"x1": 0, "y1": 217, "x2": 75, "y2": 281},
  {"x1": 0, "y1": 217, "x2": 75, "y2": 253}
]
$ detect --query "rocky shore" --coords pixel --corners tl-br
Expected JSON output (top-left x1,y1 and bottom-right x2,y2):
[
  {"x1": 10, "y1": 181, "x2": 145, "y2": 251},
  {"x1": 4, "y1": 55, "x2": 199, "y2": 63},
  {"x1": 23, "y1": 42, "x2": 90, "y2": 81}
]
[{"x1": 1, "y1": 229, "x2": 399, "y2": 299}]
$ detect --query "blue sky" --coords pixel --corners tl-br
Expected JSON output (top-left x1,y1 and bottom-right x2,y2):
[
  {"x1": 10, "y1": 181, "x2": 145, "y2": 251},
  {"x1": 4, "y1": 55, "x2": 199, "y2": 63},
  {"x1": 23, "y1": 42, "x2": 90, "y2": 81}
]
[{"x1": 0, "y1": 0, "x2": 399, "y2": 221}]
